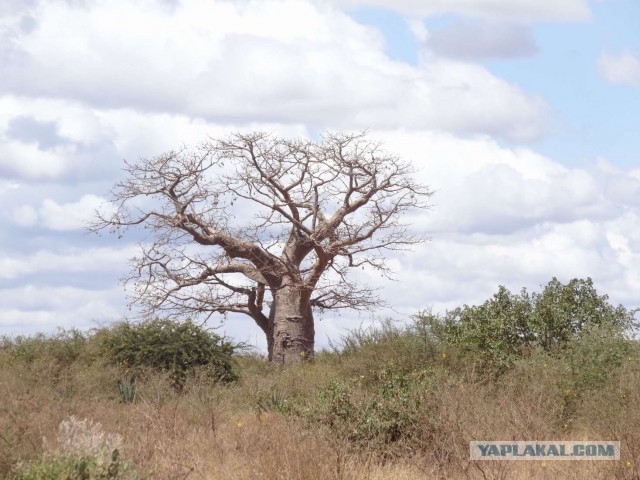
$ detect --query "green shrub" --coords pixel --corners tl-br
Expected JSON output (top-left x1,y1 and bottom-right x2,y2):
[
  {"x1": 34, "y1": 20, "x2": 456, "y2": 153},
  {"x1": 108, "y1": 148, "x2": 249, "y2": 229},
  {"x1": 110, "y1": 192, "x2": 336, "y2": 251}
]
[
  {"x1": 531, "y1": 278, "x2": 636, "y2": 350},
  {"x1": 97, "y1": 318, "x2": 237, "y2": 389},
  {"x1": 565, "y1": 323, "x2": 636, "y2": 390},
  {"x1": 1, "y1": 329, "x2": 91, "y2": 366},
  {"x1": 422, "y1": 277, "x2": 637, "y2": 373},
  {"x1": 302, "y1": 365, "x2": 441, "y2": 457},
  {"x1": 423, "y1": 285, "x2": 533, "y2": 372}
]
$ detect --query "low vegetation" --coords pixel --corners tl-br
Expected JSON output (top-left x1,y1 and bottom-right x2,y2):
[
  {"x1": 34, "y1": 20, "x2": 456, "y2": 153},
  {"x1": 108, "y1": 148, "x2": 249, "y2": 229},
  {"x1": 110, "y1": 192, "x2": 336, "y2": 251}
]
[
  {"x1": 1, "y1": 278, "x2": 639, "y2": 479},
  {"x1": 96, "y1": 318, "x2": 238, "y2": 390}
]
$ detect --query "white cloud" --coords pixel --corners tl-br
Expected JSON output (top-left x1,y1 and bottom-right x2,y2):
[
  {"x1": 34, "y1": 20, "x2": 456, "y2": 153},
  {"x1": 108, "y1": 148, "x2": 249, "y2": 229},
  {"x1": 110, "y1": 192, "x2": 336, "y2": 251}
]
[
  {"x1": 332, "y1": 130, "x2": 640, "y2": 315},
  {"x1": 12, "y1": 204, "x2": 38, "y2": 227},
  {"x1": 0, "y1": 96, "x2": 109, "y2": 146},
  {"x1": 0, "y1": 286, "x2": 124, "y2": 334},
  {"x1": 1, "y1": 0, "x2": 637, "y2": 350},
  {"x1": 39, "y1": 194, "x2": 114, "y2": 231},
  {"x1": 0, "y1": 246, "x2": 137, "y2": 280},
  {"x1": 96, "y1": 108, "x2": 309, "y2": 160},
  {"x1": 0, "y1": 95, "x2": 310, "y2": 181},
  {"x1": 0, "y1": 180, "x2": 20, "y2": 196},
  {"x1": 12, "y1": 194, "x2": 116, "y2": 231},
  {"x1": 0, "y1": 140, "x2": 71, "y2": 180},
  {"x1": 406, "y1": 17, "x2": 429, "y2": 43},
  {"x1": 328, "y1": 0, "x2": 591, "y2": 22},
  {"x1": 0, "y1": 284, "x2": 122, "y2": 313},
  {"x1": 376, "y1": 131, "x2": 640, "y2": 234},
  {"x1": 2, "y1": 130, "x2": 640, "y2": 347},
  {"x1": 0, "y1": 96, "x2": 113, "y2": 181},
  {"x1": 428, "y1": 21, "x2": 538, "y2": 60},
  {"x1": 0, "y1": 0, "x2": 547, "y2": 141},
  {"x1": 598, "y1": 51, "x2": 640, "y2": 87},
  {"x1": 372, "y1": 217, "x2": 633, "y2": 312}
]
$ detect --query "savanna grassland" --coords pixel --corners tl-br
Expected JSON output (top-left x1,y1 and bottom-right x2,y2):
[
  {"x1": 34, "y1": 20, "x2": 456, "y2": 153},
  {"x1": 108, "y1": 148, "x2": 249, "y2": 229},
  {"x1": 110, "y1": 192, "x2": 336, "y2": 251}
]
[{"x1": 2, "y1": 279, "x2": 640, "y2": 480}]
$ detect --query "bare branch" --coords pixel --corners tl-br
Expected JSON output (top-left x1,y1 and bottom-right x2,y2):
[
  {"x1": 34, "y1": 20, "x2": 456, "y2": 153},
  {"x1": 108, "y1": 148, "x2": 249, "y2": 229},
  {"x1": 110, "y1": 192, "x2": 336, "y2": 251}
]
[{"x1": 92, "y1": 131, "x2": 433, "y2": 361}]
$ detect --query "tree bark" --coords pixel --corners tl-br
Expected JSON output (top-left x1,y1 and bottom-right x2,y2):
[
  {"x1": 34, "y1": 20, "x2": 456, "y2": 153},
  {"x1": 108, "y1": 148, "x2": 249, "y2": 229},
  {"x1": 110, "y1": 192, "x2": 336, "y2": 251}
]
[{"x1": 267, "y1": 284, "x2": 315, "y2": 364}]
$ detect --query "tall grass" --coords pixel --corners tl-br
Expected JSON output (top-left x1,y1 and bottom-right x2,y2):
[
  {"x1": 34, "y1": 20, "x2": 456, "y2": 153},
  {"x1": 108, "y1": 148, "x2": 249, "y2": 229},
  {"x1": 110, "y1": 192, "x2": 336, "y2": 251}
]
[{"x1": 1, "y1": 319, "x2": 639, "y2": 479}]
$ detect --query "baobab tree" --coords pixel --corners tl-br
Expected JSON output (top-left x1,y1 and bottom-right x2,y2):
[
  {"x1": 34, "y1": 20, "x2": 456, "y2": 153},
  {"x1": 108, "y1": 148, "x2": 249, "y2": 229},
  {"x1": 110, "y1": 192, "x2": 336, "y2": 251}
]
[{"x1": 95, "y1": 132, "x2": 432, "y2": 364}]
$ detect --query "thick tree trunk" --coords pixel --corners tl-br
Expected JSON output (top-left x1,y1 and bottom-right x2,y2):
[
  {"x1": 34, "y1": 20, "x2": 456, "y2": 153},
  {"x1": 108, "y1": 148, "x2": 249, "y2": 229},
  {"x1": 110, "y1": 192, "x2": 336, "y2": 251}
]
[{"x1": 267, "y1": 284, "x2": 315, "y2": 364}]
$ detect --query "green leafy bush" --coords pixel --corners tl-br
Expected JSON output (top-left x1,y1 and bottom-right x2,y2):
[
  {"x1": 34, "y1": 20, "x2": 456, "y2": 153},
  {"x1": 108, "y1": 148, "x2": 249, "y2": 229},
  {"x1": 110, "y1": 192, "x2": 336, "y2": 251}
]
[
  {"x1": 1, "y1": 329, "x2": 91, "y2": 366},
  {"x1": 97, "y1": 318, "x2": 237, "y2": 389},
  {"x1": 531, "y1": 278, "x2": 636, "y2": 349},
  {"x1": 565, "y1": 323, "x2": 636, "y2": 389},
  {"x1": 422, "y1": 277, "x2": 637, "y2": 372},
  {"x1": 303, "y1": 366, "x2": 440, "y2": 457}
]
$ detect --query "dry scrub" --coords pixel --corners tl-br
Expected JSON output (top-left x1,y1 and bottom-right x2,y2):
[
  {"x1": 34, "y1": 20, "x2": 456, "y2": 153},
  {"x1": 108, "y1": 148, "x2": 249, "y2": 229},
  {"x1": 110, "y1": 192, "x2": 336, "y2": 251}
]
[{"x1": 1, "y1": 325, "x2": 639, "y2": 479}]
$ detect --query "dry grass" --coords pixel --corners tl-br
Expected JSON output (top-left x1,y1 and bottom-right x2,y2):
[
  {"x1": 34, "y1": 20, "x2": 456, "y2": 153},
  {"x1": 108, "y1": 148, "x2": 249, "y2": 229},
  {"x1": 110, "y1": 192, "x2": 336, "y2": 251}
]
[{"x1": 1, "y1": 334, "x2": 640, "y2": 480}]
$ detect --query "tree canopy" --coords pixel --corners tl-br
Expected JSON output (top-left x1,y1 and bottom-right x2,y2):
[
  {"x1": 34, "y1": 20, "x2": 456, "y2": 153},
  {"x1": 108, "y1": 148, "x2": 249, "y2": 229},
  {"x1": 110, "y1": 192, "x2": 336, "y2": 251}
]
[{"x1": 95, "y1": 132, "x2": 432, "y2": 363}]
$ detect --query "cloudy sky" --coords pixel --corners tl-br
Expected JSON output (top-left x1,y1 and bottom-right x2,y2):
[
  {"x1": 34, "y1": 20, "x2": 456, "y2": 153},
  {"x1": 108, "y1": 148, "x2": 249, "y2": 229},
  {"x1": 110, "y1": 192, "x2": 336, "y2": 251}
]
[{"x1": 1, "y1": 0, "x2": 639, "y2": 350}]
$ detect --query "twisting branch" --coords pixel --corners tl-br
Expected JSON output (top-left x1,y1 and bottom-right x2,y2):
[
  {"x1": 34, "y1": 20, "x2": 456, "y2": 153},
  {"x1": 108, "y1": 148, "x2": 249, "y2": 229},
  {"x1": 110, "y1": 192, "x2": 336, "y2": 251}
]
[{"x1": 91, "y1": 131, "x2": 432, "y2": 331}]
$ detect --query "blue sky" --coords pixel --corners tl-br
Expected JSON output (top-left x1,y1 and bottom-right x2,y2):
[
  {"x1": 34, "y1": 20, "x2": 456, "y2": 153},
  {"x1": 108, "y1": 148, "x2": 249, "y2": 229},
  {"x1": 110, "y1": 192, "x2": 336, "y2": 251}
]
[
  {"x1": 1, "y1": 0, "x2": 639, "y2": 351},
  {"x1": 353, "y1": 1, "x2": 640, "y2": 167}
]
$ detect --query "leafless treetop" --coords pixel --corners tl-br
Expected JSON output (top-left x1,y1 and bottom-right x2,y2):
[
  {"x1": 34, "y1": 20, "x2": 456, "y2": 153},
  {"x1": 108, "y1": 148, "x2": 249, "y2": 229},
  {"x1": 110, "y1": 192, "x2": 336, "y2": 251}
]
[{"x1": 94, "y1": 132, "x2": 432, "y2": 330}]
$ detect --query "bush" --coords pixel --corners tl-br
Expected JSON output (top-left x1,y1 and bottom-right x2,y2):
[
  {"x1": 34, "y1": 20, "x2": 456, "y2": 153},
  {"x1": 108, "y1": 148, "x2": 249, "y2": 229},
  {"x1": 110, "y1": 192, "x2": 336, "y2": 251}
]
[
  {"x1": 1, "y1": 329, "x2": 91, "y2": 366},
  {"x1": 564, "y1": 323, "x2": 636, "y2": 390},
  {"x1": 422, "y1": 277, "x2": 637, "y2": 373},
  {"x1": 531, "y1": 278, "x2": 636, "y2": 349},
  {"x1": 424, "y1": 285, "x2": 533, "y2": 372},
  {"x1": 97, "y1": 318, "x2": 237, "y2": 389},
  {"x1": 301, "y1": 364, "x2": 443, "y2": 458}
]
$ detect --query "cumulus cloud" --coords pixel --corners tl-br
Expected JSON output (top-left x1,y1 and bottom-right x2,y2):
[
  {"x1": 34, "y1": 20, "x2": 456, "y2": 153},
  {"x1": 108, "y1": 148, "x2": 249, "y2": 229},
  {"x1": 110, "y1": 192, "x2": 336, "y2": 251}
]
[
  {"x1": 0, "y1": 0, "x2": 547, "y2": 141},
  {"x1": 318, "y1": 130, "x2": 640, "y2": 320},
  {"x1": 0, "y1": 95, "x2": 310, "y2": 181},
  {"x1": 328, "y1": 0, "x2": 591, "y2": 22},
  {"x1": 598, "y1": 51, "x2": 640, "y2": 87},
  {"x1": 1, "y1": 0, "x2": 637, "y2": 349},
  {"x1": 12, "y1": 204, "x2": 38, "y2": 227},
  {"x1": 0, "y1": 97, "x2": 114, "y2": 181},
  {"x1": 12, "y1": 194, "x2": 115, "y2": 231},
  {"x1": 6, "y1": 116, "x2": 67, "y2": 148},
  {"x1": 3, "y1": 130, "x2": 640, "y2": 346},
  {"x1": 428, "y1": 21, "x2": 538, "y2": 60},
  {"x1": 0, "y1": 285, "x2": 125, "y2": 333},
  {"x1": 0, "y1": 246, "x2": 137, "y2": 280},
  {"x1": 373, "y1": 131, "x2": 640, "y2": 234},
  {"x1": 39, "y1": 194, "x2": 114, "y2": 231},
  {"x1": 0, "y1": 139, "x2": 71, "y2": 180},
  {"x1": 368, "y1": 216, "x2": 639, "y2": 316}
]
